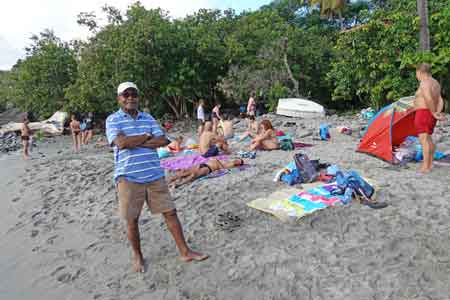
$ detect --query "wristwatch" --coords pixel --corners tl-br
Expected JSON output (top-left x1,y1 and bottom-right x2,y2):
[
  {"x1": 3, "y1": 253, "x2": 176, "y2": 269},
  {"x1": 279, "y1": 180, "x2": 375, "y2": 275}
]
[{"x1": 145, "y1": 133, "x2": 152, "y2": 140}]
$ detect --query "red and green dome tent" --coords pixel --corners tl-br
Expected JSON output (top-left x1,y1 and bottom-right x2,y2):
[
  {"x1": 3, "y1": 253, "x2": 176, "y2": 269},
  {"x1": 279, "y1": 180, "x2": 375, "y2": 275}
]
[{"x1": 357, "y1": 96, "x2": 417, "y2": 162}]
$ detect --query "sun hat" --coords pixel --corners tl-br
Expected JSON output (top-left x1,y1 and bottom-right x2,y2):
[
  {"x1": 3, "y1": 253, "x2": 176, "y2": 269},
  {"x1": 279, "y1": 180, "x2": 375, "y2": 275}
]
[{"x1": 117, "y1": 82, "x2": 138, "y2": 95}]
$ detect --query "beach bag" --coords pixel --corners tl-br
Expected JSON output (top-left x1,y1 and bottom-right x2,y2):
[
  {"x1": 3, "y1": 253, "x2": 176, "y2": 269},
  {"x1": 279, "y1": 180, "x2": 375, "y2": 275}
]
[
  {"x1": 280, "y1": 169, "x2": 302, "y2": 185},
  {"x1": 294, "y1": 153, "x2": 317, "y2": 183},
  {"x1": 319, "y1": 124, "x2": 330, "y2": 140},
  {"x1": 336, "y1": 171, "x2": 374, "y2": 199},
  {"x1": 280, "y1": 139, "x2": 294, "y2": 151}
]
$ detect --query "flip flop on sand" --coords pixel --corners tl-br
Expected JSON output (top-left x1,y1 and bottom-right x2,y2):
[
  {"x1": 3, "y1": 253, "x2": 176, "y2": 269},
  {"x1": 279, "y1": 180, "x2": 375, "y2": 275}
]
[
  {"x1": 360, "y1": 200, "x2": 388, "y2": 209},
  {"x1": 217, "y1": 212, "x2": 241, "y2": 222},
  {"x1": 215, "y1": 212, "x2": 242, "y2": 232}
]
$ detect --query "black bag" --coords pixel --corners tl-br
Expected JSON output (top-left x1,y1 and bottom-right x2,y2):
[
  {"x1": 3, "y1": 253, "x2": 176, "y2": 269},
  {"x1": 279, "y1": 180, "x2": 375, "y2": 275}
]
[{"x1": 294, "y1": 153, "x2": 318, "y2": 183}]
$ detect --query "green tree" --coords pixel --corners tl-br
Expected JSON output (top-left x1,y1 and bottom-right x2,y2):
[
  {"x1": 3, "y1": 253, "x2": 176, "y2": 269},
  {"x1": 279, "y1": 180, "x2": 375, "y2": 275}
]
[{"x1": 10, "y1": 30, "x2": 77, "y2": 118}]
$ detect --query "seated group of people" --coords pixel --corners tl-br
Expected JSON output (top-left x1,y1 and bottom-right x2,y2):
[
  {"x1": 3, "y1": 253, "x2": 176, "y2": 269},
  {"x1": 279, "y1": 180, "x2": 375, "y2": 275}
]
[
  {"x1": 167, "y1": 114, "x2": 280, "y2": 158},
  {"x1": 166, "y1": 114, "x2": 280, "y2": 188}
]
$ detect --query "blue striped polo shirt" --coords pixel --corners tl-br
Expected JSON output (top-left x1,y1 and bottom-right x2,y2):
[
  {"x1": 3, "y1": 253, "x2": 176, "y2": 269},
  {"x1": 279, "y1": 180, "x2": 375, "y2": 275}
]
[{"x1": 106, "y1": 109, "x2": 166, "y2": 184}]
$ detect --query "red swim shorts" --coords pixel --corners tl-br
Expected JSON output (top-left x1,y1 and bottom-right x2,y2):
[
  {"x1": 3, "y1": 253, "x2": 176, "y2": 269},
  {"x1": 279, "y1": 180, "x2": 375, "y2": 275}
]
[{"x1": 414, "y1": 108, "x2": 437, "y2": 135}]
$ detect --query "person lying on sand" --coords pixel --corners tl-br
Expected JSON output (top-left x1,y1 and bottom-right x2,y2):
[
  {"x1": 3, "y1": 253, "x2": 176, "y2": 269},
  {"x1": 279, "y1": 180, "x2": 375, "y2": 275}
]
[
  {"x1": 240, "y1": 115, "x2": 258, "y2": 141},
  {"x1": 200, "y1": 123, "x2": 230, "y2": 157},
  {"x1": 167, "y1": 136, "x2": 184, "y2": 152},
  {"x1": 250, "y1": 119, "x2": 279, "y2": 151},
  {"x1": 168, "y1": 158, "x2": 244, "y2": 188}
]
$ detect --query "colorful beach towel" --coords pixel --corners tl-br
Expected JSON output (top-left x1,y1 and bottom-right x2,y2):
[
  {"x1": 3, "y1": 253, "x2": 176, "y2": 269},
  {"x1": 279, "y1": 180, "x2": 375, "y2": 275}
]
[{"x1": 160, "y1": 154, "x2": 229, "y2": 171}]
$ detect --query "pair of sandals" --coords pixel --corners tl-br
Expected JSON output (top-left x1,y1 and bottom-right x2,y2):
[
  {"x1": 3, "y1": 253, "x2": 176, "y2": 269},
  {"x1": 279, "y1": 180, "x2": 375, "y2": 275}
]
[
  {"x1": 215, "y1": 212, "x2": 241, "y2": 232},
  {"x1": 238, "y1": 151, "x2": 256, "y2": 159}
]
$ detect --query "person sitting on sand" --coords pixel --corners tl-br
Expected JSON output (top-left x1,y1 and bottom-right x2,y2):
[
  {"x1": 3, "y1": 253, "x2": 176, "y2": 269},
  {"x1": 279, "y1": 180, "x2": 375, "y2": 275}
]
[
  {"x1": 250, "y1": 119, "x2": 279, "y2": 151},
  {"x1": 240, "y1": 115, "x2": 258, "y2": 141},
  {"x1": 203, "y1": 120, "x2": 214, "y2": 133},
  {"x1": 199, "y1": 128, "x2": 230, "y2": 158},
  {"x1": 218, "y1": 114, "x2": 234, "y2": 140},
  {"x1": 167, "y1": 136, "x2": 184, "y2": 152},
  {"x1": 70, "y1": 114, "x2": 82, "y2": 152},
  {"x1": 168, "y1": 158, "x2": 245, "y2": 188},
  {"x1": 21, "y1": 116, "x2": 31, "y2": 160}
]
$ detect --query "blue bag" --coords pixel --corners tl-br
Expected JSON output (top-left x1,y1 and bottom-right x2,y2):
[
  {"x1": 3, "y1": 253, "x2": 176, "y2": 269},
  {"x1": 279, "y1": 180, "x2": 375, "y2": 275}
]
[
  {"x1": 319, "y1": 124, "x2": 330, "y2": 140},
  {"x1": 336, "y1": 170, "x2": 374, "y2": 199},
  {"x1": 280, "y1": 169, "x2": 302, "y2": 185}
]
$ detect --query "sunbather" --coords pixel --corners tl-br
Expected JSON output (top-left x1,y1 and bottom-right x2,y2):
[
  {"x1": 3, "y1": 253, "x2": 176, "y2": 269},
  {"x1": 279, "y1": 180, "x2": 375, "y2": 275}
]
[
  {"x1": 168, "y1": 158, "x2": 244, "y2": 188},
  {"x1": 250, "y1": 119, "x2": 279, "y2": 151},
  {"x1": 199, "y1": 125, "x2": 230, "y2": 157}
]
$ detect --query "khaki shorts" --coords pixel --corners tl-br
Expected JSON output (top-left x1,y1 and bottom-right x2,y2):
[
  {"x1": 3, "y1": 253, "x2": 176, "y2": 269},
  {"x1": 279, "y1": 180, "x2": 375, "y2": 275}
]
[{"x1": 117, "y1": 178, "x2": 175, "y2": 220}]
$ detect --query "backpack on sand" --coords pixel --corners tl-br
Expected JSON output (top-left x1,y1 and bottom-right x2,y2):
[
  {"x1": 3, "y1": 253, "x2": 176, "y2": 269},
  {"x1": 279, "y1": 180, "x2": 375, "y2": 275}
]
[{"x1": 294, "y1": 153, "x2": 318, "y2": 183}]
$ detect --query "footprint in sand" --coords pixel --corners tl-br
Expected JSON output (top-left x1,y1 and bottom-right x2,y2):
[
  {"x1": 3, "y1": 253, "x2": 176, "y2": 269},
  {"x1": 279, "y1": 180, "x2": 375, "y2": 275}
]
[
  {"x1": 31, "y1": 230, "x2": 39, "y2": 237},
  {"x1": 11, "y1": 197, "x2": 20, "y2": 202}
]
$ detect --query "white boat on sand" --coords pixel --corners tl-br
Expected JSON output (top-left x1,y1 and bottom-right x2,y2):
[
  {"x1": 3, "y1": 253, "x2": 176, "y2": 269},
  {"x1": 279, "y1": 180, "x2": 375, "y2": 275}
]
[{"x1": 276, "y1": 98, "x2": 325, "y2": 118}]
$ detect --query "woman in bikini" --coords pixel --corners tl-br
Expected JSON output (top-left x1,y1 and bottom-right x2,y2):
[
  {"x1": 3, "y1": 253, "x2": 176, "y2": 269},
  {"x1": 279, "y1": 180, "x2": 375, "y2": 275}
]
[
  {"x1": 168, "y1": 158, "x2": 244, "y2": 188},
  {"x1": 21, "y1": 116, "x2": 31, "y2": 160},
  {"x1": 249, "y1": 119, "x2": 279, "y2": 151},
  {"x1": 70, "y1": 114, "x2": 82, "y2": 152}
]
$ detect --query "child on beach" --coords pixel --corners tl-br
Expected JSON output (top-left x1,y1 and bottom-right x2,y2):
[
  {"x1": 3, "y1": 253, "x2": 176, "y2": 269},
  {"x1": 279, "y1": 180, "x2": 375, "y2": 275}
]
[
  {"x1": 70, "y1": 114, "x2": 82, "y2": 152},
  {"x1": 21, "y1": 116, "x2": 31, "y2": 160},
  {"x1": 168, "y1": 158, "x2": 245, "y2": 188},
  {"x1": 250, "y1": 119, "x2": 279, "y2": 151},
  {"x1": 167, "y1": 136, "x2": 184, "y2": 152}
]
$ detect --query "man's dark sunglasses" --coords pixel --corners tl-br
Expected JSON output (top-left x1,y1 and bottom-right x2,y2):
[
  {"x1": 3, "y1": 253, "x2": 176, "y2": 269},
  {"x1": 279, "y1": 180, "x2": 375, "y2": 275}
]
[{"x1": 121, "y1": 89, "x2": 138, "y2": 98}]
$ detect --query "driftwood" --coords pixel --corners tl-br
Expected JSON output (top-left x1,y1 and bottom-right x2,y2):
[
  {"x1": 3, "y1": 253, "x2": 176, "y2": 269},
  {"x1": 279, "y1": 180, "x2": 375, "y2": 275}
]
[{"x1": 0, "y1": 111, "x2": 68, "y2": 136}]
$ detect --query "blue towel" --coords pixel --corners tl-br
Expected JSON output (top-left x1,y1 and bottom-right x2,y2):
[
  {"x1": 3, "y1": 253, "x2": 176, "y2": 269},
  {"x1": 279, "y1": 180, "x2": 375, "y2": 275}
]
[{"x1": 288, "y1": 195, "x2": 327, "y2": 213}]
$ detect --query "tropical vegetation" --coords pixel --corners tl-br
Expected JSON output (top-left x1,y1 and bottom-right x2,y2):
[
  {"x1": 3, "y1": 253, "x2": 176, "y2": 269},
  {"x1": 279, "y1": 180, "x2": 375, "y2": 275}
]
[{"x1": 1, "y1": 0, "x2": 449, "y2": 119}]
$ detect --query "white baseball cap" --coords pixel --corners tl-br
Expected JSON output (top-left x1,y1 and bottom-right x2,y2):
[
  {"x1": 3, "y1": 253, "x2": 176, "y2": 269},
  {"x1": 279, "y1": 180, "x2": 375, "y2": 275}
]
[{"x1": 117, "y1": 82, "x2": 138, "y2": 95}]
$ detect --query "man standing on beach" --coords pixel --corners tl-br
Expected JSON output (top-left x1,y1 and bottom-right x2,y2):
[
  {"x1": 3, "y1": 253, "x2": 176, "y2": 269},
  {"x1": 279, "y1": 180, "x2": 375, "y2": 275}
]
[
  {"x1": 414, "y1": 63, "x2": 446, "y2": 173},
  {"x1": 106, "y1": 82, "x2": 208, "y2": 272}
]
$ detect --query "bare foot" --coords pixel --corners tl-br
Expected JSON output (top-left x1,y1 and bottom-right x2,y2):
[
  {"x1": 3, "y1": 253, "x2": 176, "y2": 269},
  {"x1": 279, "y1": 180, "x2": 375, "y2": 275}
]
[
  {"x1": 132, "y1": 255, "x2": 145, "y2": 273},
  {"x1": 418, "y1": 167, "x2": 431, "y2": 174},
  {"x1": 179, "y1": 250, "x2": 209, "y2": 262}
]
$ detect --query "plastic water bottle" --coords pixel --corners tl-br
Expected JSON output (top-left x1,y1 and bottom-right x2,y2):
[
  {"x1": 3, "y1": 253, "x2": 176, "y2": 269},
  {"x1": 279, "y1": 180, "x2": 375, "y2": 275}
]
[{"x1": 342, "y1": 187, "x2": 353, "y2": 205}]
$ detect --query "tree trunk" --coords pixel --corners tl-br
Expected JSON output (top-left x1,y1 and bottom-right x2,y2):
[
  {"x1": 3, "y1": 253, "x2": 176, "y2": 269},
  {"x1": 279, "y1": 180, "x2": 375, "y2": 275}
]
[
  {"x1": 164, "y1": 96, "x2": 181, "y2": 119},
  {"x1": 338, "y1": 10, "x2": 344, "y2": 31},
  {"x1": 417, "y1": 0, "x2": 430, "y2": 51},
  {"x1": 281, "y1": 37, "x2": 300, "y2": 98}
]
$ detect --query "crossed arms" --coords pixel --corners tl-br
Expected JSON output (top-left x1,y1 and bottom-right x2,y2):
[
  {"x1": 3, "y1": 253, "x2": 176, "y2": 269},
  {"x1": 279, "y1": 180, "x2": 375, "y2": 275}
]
[{"x1": 113, "y1": 133, "x2": 169, "y2": 150}]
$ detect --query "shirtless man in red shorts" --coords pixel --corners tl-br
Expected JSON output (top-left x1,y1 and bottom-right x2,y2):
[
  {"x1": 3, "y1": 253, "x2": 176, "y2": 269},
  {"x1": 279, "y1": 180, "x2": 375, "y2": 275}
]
[{"x1": 414, "y1": 63, "x2": 446, "y2": 173}]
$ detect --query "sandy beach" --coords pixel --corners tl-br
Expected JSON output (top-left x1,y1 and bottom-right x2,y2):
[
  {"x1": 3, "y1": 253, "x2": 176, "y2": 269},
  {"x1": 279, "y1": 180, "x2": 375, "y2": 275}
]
[{"x1": 1, "y1": 114, "x2": 450, "y2": 300}]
